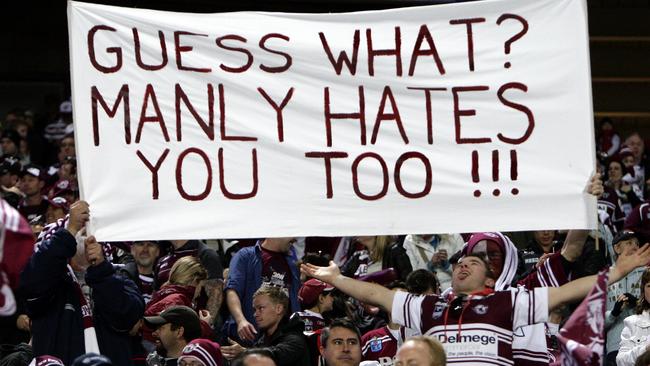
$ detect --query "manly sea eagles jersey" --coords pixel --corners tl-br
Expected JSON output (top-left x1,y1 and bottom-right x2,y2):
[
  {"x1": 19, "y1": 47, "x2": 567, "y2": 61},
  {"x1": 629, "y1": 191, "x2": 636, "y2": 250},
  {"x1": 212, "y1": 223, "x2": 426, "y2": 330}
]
[
  {"x1": 290, "y1": 310, "x2": 327, "y2": 335},
  {"x1": 361, "y1": 325, "x2": 419, "y2": 366},
  {"x1": 392, "y1": 288, "x2": 548, "y2": 366}
]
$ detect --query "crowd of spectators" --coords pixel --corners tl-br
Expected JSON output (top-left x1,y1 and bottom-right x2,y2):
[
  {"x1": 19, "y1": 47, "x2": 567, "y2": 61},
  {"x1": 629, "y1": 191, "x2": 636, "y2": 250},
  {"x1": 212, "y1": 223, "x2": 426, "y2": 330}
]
[{"x1": 1, "y1": 99, "x2": 650, "y2": 366}]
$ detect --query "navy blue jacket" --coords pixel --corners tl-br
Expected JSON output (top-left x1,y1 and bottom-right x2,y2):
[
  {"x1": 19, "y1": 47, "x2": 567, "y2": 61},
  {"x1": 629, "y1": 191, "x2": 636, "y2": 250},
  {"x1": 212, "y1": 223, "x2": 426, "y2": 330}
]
[{"x1": 20, "y1": 228, "x2": 144, "y2": 365}]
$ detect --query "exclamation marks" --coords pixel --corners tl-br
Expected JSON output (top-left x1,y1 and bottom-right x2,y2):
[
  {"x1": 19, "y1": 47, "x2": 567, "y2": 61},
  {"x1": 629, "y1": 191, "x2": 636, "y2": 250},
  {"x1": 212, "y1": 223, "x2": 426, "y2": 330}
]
[
  {"x1": 471, "y1": 149, "x2": 519, "y2": 197},
  {"x1": 472, "y1": 150, "x2": 481, "y2": 197},
  {"x1": 492, "y1": 150, "x2": 500, "y2": 196},
  {"x1": 510, "y1": 150, "x2": 519, "y2": 195}
]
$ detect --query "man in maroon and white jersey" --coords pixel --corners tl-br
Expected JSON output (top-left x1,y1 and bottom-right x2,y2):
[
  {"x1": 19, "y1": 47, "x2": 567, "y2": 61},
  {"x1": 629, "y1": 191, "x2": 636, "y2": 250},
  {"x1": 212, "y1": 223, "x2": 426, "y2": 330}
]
[
  {"x1": 301, "y1": 243, "x2": 650, "y2": 366},
  {"x1": 360, "y1": 282, "x2": 418, "y2": 366}
]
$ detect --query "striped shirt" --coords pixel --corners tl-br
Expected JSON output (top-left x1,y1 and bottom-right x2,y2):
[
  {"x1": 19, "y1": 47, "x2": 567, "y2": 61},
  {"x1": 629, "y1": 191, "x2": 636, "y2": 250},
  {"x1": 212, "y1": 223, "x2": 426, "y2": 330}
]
[{"x1": 392, "y1": 288, "x2": 548, "y2": 366}]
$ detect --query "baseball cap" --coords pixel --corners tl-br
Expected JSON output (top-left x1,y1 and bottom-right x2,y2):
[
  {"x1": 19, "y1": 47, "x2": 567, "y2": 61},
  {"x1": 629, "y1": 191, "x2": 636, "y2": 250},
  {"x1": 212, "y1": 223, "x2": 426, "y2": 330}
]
[
  {"x1": 178, "y1": 339, "x2": 223, "y2": 366},
  {"x1": 613, "y1": 231, "x2": 638, "y2": 246},
  {"x1": 59, "y1": 100, "x2": 72, "y2": 114},
  {"x1": 0, "y1": 155, "x2": 21, "y2": 175},
  {"x1": 144, "y1": 305, "x2": 202, "y2": 340},
  {"x1": 20, "y1": 164, "x2": 44, "y2": 180},
  {"x1": 298, "y1": 278, "x2": 334, "y2": 306},
  {"x1": 34, "y1": 355, "x2": 65, "y2": 366},
  {"x1": 71, "y1": 353, "x2": 112, "y2": 366},
  {"x1": 49, "y1": 196, "x2": 70, "y2": 212},
  {"x1": 51, "y1": 179, "x2": 75, "y2": 197}
]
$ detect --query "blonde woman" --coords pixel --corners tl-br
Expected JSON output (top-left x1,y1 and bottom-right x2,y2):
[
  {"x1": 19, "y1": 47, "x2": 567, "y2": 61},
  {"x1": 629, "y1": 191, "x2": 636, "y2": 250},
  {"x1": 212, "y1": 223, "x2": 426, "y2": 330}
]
[{"x1": 143, "y1": 256, "x2": 209, "y2": 342}]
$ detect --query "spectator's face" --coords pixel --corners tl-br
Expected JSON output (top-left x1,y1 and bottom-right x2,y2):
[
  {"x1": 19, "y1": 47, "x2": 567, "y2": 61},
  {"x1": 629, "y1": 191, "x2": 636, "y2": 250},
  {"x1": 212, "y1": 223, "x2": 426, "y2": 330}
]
[
  {"x1": 15, "y1": 124, "x2": 29, "y2": 138},
  {"x1": 645, "y1": 281, "x2": 650, "y2": 304},
  {"x1": 59, "y1": 137, "x2": 75, "y2": 158},
  {"x1": 471, "y1": 240, "x2": 504, "y2": 279},
  {"x1": 153, "y1": 323, "x2": 181, "y2": 352},
  {"x1": 614, "y1": 238, "x2": 639, "y2": 257},
  {"x1": 452, "y1": 256, "x2": 494, "y2": 294},
  {"x1": 131, "y1": 241, "x2": 160, "y2": 268},
  {"x1": 623, "y1": 155, "x2": 636, "y2": 168},
  {"x1": 1, "y1": 138, "x2": 17, "y2": 155},
  {"x1": 395, "y1": 340, "x2": 434, "y2": 366},
  {"x1": 20, "y1": 175, "x2": 43, "y2": 197},
  {"x1": 355, "y1": 236, "x2": 375, "y2": 250},
  {"x1": 45, "y1": 206, "x2": 66, "y2": 224},
  {"x1": 533, "y1": 230, "x2": 555, "y2": 248},
  {"x1": 608, "y1": 161, "x2": 623, "y2": 181},
  {"x1": 626, "y1": 135, "x2": 644, "y2": 160},
  {"x1": 319, "y1": 291, "x2": 334, "y2": 312},
  {"x1": 0, "y1": 173, "x2": 12, "y2": 187},
  {"x1": 320, "y1": 327, "x2": 361, "y2": 366},
  {"x1": 253, "y1": 294, "x2": 284, "y2": 331},
  {"x1": 179, "y1": 359, "x2": 205, "y2": 366},
  {"x1": 601, "y1": 121, "x2": 613, "y2": 132}
]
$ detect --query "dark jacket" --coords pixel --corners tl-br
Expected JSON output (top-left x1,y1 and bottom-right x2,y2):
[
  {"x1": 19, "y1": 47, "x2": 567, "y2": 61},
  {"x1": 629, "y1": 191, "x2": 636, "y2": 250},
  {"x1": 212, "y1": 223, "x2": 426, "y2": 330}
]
[
  {"x1": 254, "y1": 316, "x2": 310, "y2": 366},
  {"x1": 20, "y1": 228, "x2": 144, "y2": 365},
  {"x1": 119, "y1": 261, "x2": 159, "y2": 298}
]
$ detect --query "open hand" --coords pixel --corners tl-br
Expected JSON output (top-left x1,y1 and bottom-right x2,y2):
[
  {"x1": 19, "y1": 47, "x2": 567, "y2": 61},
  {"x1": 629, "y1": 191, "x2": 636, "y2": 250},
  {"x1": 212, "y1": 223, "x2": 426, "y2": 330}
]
[
  {"x1": 221, "y1": 337, "x2": 247, "y2": 360},
  {"x1": 614, "y1": 243, "x2": 650, "y2": 281},
  {"x1": 300, "y1": 261, "x2": 341, "y2": 284}
]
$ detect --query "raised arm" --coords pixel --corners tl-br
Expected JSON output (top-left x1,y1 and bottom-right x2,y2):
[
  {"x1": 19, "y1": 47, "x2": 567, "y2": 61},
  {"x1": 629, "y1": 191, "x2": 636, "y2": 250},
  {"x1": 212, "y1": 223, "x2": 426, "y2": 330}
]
[
  {"x1": 548, "y1": 243, "x2": 650, "y2": 310},
  {"x1": 300, "y1": 261, "x2": 395, "y2": 313},
  {"x1": 560, "y1": 174, "x2": 604, "y2": 262}
]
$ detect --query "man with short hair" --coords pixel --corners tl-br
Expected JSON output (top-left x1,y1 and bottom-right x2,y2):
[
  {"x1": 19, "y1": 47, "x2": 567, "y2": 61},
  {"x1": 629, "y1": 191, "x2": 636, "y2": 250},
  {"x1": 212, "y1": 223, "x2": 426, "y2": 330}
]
[
  {"x1": 224, "y1": 238, "x2": 301, "y2": 345},
  {"x1": 222, "y1": 286, "x2": 309, "y2": 366},
  {"x1": 144, "y1": 305, "x2": 203, "y2": 366},
  {"x1": 301, "y1": 243, "x2": 650, "y2": 365},
  {"x1": 17, "y1": 164, "x2": 49, "y2": 223},
  {"x1": 231, "y1": 348, "x2": 277, "y2": 366},
  {"x1": 319, "y1": 318, "x2": 363, "y2": 366},
  {"x1": 121, "y1": 241, "x2": 161, "y2": 304},
  {"x1": 395, "y1": 336, "x2": 446, "y2": 366}
]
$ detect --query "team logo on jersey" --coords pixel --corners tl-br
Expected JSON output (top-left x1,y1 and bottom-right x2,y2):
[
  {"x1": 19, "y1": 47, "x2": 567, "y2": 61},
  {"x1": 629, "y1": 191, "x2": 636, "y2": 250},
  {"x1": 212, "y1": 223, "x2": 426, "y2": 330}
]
[
  {"x1": 432, "y1": 303, "x2": 445, "y2": 319},
  {"x1": 370, "y1": 338, "x2": 383, "y2": 352},
  {"x1": 473, "y1": 304, "x2": 488, "y2": 315}
]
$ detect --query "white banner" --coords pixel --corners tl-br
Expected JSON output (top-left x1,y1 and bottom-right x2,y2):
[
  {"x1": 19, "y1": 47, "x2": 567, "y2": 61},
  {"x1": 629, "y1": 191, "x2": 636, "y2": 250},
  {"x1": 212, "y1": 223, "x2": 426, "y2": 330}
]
[{"x1": 68, "y1": 0, "x2": 596, "y2": 241}]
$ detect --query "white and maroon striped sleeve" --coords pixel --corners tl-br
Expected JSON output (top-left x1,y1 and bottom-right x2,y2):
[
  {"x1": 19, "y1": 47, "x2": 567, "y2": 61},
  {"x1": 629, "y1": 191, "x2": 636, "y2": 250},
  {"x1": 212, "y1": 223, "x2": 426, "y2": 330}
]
[
  {"x1": 511, "y1": 287, "x2": 549, "y2": 330},
  {"x1": 391, "y1": 291, "x2": 425, "y2": 333}
]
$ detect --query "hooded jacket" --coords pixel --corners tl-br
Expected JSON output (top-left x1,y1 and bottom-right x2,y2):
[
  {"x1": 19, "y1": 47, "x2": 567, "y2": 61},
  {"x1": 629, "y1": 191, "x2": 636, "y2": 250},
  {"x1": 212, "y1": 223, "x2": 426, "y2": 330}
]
[{"x1": 458, "y1": 232, "x2": 570, "y2": 366}]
